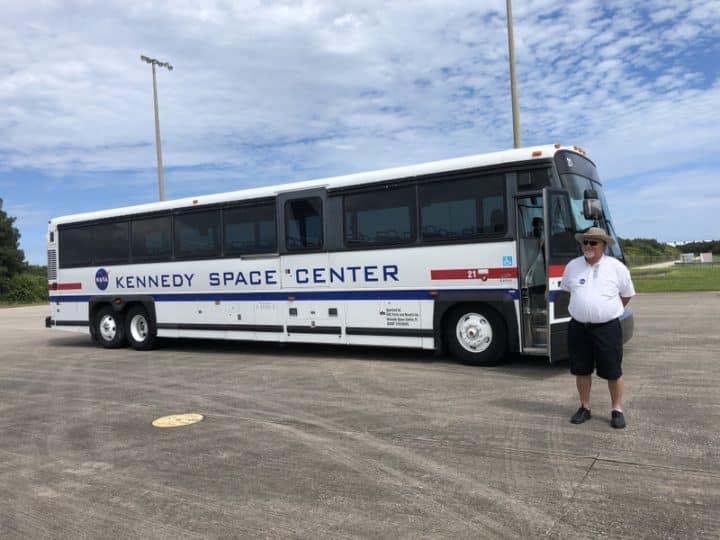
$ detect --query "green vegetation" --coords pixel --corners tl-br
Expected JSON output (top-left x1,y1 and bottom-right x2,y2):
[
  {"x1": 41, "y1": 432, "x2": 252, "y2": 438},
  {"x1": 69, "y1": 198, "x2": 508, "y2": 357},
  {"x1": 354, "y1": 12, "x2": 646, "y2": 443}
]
[
  {"x1": 621, "y1": 236, "x2": 718, "y2": 292},
  {"x1": 618, "y1": 237, "x2": 680, "y2": 267},
  {"x1": 678, "y1": 240, "x2": 720, "y2": 256},
  {"x1": 632, "y1": 264, "x2": 720, "y2": 293},
  {"x1": 0, "y1": 206, "x2": 26, "y2": 281},
  {"x1": 0, "y1": 272, "x2": 47, "y2": 304},
  {"x1": 0, "y1": 206, "x2": 48, "y2": 305}
]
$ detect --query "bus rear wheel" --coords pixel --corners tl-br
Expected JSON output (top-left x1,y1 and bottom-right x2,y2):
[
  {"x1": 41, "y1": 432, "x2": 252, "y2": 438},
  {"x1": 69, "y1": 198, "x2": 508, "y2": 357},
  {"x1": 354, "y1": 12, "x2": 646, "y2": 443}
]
[
  {"x1": 95, "y1": 306, "x2": 126, "y2": 349},
  {"x1": 445, "y1": 304, "x2": 506, "y2": 366},
  {"x1": 125, "y1": 305, "x2": 157, "y2": 351}
]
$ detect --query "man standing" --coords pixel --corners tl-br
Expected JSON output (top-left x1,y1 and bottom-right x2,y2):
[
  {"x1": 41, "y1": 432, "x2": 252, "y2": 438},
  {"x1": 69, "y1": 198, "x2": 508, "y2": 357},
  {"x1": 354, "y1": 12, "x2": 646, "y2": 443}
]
[{"x1": 560, "y1": 227, "x2": 635, "y2": 429}]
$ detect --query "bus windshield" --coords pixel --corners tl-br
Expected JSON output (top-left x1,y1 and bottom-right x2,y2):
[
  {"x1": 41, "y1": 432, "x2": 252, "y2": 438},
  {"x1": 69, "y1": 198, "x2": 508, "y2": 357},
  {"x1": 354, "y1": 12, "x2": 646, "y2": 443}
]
[
  {"x1": 553, "y1": 150, "x2": 624, "y2": 259},
  {"x1": 558, "y1": 173, "x2": 624, "y2": 260}
]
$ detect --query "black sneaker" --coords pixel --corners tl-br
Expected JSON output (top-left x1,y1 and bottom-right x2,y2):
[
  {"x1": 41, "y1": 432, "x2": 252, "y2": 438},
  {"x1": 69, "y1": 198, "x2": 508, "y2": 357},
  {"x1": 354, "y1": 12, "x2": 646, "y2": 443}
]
[
  {"x1": 611, "y1": 410, "x2": 626, "y2": 429},
  {"x1": 570, "y1": 406, "x2": 591, "y2": 424}
]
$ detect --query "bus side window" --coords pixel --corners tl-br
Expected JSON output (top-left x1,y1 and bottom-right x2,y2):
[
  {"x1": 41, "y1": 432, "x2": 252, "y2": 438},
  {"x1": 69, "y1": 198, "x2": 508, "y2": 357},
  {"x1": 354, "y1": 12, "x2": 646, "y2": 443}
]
[
  {"x1": 343, "y1": 185, "x2": 415, "y2": 247},
  {"x1": 419, "y1": 173, "x2": 505, "y2": 241},
  {"x1": 58, "y1": 226, "x2": 92, "y2": 267},
  {"x1": 285, "y1": 197, "x2": 323, "y2": 251},
  {"x1": 224, "y1": 203, "x2": 277, "y2": 255},
  {"x1": 132, "y1": 216, "x2": 172, "y2": 261},
  {"x1": 92, "y1": 221, "x2": 130, "y2": 265},
  {"x1": 174, "y1": 210, "x2": 221, "y2": 259},
  {"x1": 490, "y1": 209, "x2": 504, "y2": 233}
]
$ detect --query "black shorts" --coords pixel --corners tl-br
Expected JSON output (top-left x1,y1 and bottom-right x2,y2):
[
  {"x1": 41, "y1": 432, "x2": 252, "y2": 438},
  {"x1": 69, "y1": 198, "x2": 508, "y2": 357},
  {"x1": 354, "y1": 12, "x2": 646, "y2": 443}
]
[{"x1": 568, "y1": 318, "x2": 623, "y2": 380}]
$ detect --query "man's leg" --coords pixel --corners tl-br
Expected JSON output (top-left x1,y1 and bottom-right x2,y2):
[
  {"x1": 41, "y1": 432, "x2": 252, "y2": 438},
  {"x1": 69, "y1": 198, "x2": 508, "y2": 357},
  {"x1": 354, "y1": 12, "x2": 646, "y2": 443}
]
[
  {"x1": 608, "y1": 376, "x2": 624, "y2": 411},
  {"x1": 569, "y1": 321, "x2": 594, "y2": 423},
  {"x1": 576, "y1": 375, "x2": 592, "y2": 408}
]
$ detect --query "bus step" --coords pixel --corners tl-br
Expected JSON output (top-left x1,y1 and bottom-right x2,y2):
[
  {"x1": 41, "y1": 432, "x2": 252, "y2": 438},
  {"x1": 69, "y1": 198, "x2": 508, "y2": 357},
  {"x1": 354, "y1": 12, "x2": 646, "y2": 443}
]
[
  {"x1": 532, "y1": 326, "x2": 548, "y2": 347},
  {"x1": 522, "y1": 346, "x2": 548, "y2": 355}
]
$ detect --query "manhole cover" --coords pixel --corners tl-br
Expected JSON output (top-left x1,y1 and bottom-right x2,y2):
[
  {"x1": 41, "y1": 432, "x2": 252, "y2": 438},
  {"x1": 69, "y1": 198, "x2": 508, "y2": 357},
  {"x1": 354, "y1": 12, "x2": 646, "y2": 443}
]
[{"x1": 152, "y1": 413, "x2": 204, "y2": 428}]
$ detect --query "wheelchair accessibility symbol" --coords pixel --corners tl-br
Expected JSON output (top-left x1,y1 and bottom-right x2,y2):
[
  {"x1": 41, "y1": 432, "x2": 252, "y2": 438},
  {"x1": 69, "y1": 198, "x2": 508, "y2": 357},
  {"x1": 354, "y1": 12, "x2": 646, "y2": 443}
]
[{"x1": 502, "y1": 256, "x2": 513, "y2": 267}]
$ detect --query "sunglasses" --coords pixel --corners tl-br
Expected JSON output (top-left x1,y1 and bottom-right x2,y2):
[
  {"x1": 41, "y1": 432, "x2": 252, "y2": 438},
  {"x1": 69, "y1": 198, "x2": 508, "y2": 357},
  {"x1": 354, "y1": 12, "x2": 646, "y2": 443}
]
[{"x1": 582, "y1": 240, "x2": 600, "y2": 246}]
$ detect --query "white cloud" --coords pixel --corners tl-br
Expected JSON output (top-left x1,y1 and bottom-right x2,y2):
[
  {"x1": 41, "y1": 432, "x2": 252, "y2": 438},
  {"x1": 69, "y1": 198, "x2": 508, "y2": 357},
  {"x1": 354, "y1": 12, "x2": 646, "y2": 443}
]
[
  {"x1": 605, "y1": 167, "x2": 720, "y2": 242},
  {"x1": 1, "y1": 0, "x2": 719, "y2": 263}
]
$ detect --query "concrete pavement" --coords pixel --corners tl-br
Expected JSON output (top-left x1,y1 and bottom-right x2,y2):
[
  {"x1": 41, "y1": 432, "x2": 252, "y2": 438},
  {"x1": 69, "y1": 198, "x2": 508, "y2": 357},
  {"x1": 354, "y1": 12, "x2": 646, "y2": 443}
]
[{"x1": 1, "y1": 293, "x2": 718, "y2": 538}]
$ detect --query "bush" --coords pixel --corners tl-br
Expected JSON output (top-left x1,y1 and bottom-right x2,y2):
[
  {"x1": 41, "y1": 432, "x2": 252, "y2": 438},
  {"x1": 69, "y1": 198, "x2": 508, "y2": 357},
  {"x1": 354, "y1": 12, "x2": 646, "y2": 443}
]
[{"x1": 0, "y1": 273, "x2": 48, "y2": 304}]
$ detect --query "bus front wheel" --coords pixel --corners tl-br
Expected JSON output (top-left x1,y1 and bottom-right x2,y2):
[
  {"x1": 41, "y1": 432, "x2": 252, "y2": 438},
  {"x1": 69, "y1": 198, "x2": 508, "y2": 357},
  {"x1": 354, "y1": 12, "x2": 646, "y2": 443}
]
[
  {"x1": 445, "y1": 305, "x2": 506, "y2": 366},
  {"x1": 95, "y1": 306, "x2": 126, "y2": 349},
  {"x1": 125, "y1": 305, "x2": 157, "y2": 351}
]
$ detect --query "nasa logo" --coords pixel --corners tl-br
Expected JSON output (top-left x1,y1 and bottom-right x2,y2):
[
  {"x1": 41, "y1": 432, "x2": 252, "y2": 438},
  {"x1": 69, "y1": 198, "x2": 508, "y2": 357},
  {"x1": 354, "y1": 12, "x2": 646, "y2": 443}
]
[{"x1": 95, "y1": 268, "x2": 109, "y2": 290}]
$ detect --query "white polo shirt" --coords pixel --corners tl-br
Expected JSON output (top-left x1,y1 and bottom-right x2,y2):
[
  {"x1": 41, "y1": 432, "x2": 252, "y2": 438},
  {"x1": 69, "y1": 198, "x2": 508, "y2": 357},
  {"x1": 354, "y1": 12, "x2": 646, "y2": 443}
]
[{"x1": 560, "y1": 254, "x2": 635, "y2": 324}]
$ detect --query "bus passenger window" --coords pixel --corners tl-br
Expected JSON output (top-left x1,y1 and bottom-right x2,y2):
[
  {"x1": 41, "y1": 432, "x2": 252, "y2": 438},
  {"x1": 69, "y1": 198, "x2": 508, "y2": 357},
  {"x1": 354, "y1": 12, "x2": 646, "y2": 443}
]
[
  {"x1": 58, "y1": 227, "x2": 92, "y2": 267},
  {"x1": 420, "y1": 173, "x2": 505, "y2": 241},
  {"x1": 343, "y1": 186, "x2": 415, "y2": 247},
  {"x1": 174, "y1": 210, "x2": 221, "y2": 258},
  {"x1": 224, "y1": 203, "x2": 277, "y2": 255},
  {"x1": 490, "y1": 210, "x2": 505, "y2": 233},
  {"x1": 92, "y1": 221, "x2": 129, "y2": 265},
  {"x1": 285, "y1": 197, "x2": 323, "y2": 251},
  {"x1": 132, "y1": 216, "x2": 172, "y2": 261}
]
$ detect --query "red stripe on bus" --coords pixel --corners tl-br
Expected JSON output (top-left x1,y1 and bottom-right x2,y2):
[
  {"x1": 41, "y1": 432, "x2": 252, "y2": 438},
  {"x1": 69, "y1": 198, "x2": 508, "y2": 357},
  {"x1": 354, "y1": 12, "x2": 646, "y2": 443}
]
[
  {"x1": 548, "y1": 265, "x2": 565, "y2": 278},
  {"x1": 431, "y1": 267, "x2": 518, "y2": 280},
  {"x1": 48, "y1": 282, "x2": 82, "y2": 291}
]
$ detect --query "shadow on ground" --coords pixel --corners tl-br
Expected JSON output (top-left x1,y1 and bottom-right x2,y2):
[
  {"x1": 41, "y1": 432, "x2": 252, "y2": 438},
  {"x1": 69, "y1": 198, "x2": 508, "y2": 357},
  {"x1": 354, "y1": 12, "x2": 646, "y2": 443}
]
[{"x1": 47, "y1": 333, "x2": 565, "y2": 379}]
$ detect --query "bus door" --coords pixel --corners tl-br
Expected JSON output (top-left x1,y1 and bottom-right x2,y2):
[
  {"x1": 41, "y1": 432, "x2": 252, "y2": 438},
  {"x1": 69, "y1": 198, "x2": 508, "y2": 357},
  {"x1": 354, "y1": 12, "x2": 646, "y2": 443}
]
[
  {"x1": 543, "y1": 188, "x2": 579, "y2": 363},
  {"x1": 515, "y1": 194, "x2": 548, "y2": 354},
  {"x1": 277, "y1": 189, "x2": 336, "y2": 338}
]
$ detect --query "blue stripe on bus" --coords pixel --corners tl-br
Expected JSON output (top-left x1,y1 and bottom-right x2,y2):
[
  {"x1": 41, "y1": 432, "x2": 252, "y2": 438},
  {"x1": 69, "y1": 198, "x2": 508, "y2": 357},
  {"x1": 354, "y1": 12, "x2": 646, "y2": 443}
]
[{"x1": 50, "y1": 288, "x2": 521, "y2": 303}]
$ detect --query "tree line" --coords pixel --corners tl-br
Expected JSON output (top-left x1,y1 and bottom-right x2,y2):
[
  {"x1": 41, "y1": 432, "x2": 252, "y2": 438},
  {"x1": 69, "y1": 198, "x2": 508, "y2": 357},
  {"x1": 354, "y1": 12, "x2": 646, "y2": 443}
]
[
  {"x1": 618, "y1": 237, "x2": 719, "y2": 267},
  {"x1": 0, "y1": 207, "x2": 47, "y2": 304},
  {"x1": 672, "y1": 240, "x2": 720, "y2": 255}
]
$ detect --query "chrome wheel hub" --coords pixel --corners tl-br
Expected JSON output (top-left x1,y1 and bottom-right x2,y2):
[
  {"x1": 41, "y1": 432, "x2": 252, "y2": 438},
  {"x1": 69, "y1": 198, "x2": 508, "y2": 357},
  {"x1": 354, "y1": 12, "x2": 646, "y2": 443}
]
[
  {"x1": 129, "y1": 314, "x2": 148, "y2": 343},
  {"x1": 456, "y1": 312, "x2": 493, "y2": 353},
  {"x1": 99, "y1": 314, "x2": 118, "y2": 342}
]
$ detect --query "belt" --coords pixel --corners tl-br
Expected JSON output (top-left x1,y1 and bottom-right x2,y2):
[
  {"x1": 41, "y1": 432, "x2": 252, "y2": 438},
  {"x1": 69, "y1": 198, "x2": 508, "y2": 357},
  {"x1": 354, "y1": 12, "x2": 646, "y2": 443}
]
[{"x1": 572, "y1": 318, "x2": 617, "y2": 328}]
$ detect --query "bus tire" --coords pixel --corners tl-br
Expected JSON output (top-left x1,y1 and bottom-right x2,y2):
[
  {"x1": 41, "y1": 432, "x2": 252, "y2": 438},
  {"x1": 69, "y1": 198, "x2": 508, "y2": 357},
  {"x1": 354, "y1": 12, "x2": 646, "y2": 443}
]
[
  {"x1": 95, "y1": 306, "x2": 126, "y2": 349},
  {"x1": 125, "y1": 305, "x2": 157, "y2": 351},
  {"x1": 445, "y1": 304, "x2": 506, "y2": 366}
]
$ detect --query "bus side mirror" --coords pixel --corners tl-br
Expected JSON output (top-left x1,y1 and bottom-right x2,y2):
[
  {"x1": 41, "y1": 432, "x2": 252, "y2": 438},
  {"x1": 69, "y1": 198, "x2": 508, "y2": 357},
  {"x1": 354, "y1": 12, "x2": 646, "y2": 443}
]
[{"x1": 583, "y1": 189, "x2": 603, "y2": 220}]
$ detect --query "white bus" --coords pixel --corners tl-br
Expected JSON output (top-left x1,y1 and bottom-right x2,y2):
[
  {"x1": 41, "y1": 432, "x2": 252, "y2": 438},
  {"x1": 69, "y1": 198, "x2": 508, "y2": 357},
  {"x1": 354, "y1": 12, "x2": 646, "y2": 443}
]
[{"x1": 46, "y1": 144, "x2": 633, "y2": 365}]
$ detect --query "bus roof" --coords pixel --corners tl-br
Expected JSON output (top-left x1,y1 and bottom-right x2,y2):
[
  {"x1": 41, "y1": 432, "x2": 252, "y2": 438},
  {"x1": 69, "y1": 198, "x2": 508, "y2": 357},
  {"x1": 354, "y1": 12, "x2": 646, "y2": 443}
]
[{"x1": 50, "y1": 144, "x2": 586, "y2": 226}]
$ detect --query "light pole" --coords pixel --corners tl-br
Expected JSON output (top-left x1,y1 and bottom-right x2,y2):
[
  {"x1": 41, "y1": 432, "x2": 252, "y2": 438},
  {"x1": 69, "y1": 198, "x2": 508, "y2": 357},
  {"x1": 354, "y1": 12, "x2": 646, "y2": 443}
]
[
  {"x1": 505, "y1": 0, "x2": 521, "y2": 148},
  {"x1": 140, "y1": 55, "x2": 173, "y2": 201}
]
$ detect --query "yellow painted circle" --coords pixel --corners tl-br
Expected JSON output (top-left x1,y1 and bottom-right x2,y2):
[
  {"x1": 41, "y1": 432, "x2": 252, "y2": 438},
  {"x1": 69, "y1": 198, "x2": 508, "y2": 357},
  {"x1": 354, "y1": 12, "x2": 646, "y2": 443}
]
[{"x1": 152, "y1": 413, "x2": 204, "y2": 428}]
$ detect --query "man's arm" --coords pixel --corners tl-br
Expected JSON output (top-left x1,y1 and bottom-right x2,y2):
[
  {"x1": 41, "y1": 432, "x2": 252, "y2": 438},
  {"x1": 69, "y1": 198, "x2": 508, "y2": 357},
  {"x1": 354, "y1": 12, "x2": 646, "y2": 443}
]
[{"x1": 618, "y1": 261, "x2": 635, "y2": 307}]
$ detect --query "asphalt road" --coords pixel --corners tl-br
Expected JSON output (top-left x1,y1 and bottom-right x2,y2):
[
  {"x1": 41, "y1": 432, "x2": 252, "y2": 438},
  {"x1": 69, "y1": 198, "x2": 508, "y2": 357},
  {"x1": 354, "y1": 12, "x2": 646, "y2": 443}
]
[{"x1": 1, "y1": 293, "x2": 718, "y2": 539}]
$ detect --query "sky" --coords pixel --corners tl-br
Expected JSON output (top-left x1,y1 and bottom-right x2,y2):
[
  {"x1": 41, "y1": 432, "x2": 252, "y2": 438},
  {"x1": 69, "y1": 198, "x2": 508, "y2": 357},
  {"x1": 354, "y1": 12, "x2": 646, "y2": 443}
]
[{"x1": 1, "y1": 0, "x2": 719, "y2": 265}]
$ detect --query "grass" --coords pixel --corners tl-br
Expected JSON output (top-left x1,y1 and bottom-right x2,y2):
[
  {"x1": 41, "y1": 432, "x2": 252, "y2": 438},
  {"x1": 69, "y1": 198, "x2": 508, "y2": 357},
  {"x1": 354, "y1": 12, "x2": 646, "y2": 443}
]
[{"x1": 631, "y1": 264, "x2": 720, "y2": 293}]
